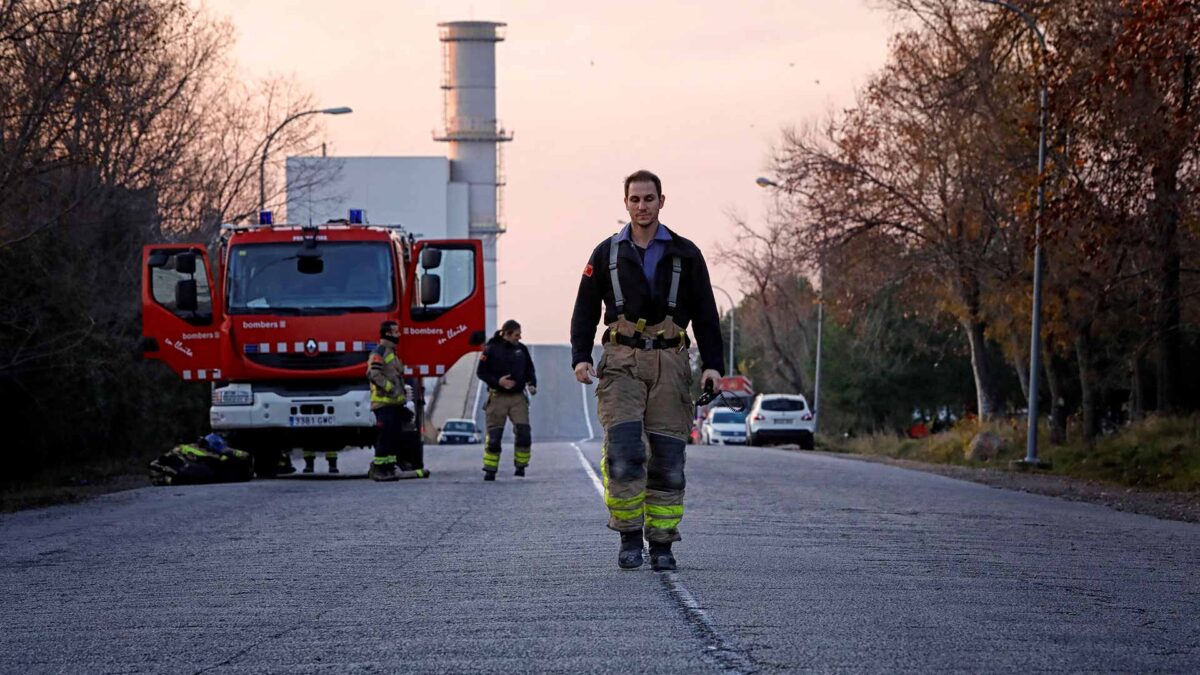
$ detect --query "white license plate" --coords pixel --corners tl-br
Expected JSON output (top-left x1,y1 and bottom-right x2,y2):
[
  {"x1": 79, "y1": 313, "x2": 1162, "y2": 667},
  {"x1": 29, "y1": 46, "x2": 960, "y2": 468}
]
[
  {"x1": 774, "y1": 417, "x2": 793, "y2": 424},
  {"x1": 289, "y1": 415, "x2": 336, "y2": 427}
]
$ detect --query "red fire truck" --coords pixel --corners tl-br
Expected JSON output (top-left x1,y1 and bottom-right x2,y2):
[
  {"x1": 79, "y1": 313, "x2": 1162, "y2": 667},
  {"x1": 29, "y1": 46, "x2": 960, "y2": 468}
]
[{"x1": 140, "y1": 211, "x2": 486, "y2": 472}]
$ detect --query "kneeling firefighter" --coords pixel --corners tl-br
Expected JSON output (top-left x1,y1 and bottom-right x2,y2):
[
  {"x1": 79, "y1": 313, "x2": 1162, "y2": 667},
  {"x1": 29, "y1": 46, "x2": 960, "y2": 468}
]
[
  {"x1": 476, "y1": 319, "x2": 537, "y2": 480},
  {"x1": 367, "y1": 320, "x2": 429, "y2": 481}
]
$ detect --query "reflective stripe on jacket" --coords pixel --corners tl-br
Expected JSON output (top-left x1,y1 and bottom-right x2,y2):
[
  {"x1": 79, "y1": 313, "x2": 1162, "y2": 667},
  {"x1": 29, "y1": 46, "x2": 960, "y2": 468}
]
[{"x1": 367, "y1": 339, "x2": 406, "y2": 409}]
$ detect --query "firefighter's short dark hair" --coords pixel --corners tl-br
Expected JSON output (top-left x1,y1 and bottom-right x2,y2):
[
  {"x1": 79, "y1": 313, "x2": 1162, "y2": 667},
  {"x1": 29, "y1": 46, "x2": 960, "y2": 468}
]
[
  {"x1": 501, "y1": 319, "x2": 521, "y2": 334},
  {"x1": 624, "y1": 169, "x2": 662, "y2": 198},
  {"x1": 380, "y1": 321, "x2": 399, "y2": 339}
]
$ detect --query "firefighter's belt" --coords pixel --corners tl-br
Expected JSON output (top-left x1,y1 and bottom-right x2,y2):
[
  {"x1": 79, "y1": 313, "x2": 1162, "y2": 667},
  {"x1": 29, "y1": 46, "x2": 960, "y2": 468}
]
[{"x1": 610, "y1": 332, "x2": 689, "y2": 351}]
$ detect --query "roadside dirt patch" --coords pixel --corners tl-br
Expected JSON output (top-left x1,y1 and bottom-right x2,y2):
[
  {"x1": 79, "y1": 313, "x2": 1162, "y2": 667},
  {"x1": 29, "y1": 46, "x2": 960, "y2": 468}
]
[{"x1": 1, "y1": 473, "x2": 149, "y2": 513}]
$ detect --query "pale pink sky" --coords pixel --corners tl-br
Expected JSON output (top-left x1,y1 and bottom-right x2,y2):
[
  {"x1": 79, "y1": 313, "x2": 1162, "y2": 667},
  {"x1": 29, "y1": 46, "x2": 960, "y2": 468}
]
[{"x1": 203, "y1": 0, "x2": 896, "y2": 343}]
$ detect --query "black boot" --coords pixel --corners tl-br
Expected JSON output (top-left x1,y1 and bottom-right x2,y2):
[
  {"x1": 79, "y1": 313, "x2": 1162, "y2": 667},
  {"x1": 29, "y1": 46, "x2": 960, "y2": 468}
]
[
  {"x1": 618, "y1": 531, "x2": 644, "y2": 570},
  {"x1": 327, "y1": 456, "x2": 339, "y2": 474},
  {"x1": 303, "y1": 456, "x2": 315, "y2": 474},
  {"x1": 649, "y1": 542, "x2": 676, "y2": 571},
  {"x1": 483, "y1": 471, "x2": 496, "y2": 481},
  {"x1": 514, "y1": 466, "x2": 526, "y2": 477},
  {"x1": 368, "y1": 462, "x2": 399, "y2": 482}
]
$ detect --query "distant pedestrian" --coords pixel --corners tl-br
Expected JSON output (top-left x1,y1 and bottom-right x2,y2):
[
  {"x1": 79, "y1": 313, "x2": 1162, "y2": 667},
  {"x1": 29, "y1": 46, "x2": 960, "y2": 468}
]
[{"x1": 476, "y1": 319, "x2": 537, "y2": 480}]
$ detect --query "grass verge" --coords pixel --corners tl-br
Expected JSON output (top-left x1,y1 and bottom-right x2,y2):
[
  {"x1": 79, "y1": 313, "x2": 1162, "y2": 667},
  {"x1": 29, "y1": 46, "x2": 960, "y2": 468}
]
[
  {"x1": 821, "y1": 415, "x2": 1200, "y2": 492},
  {"x1": 1, "y1": 452, "x2": 156, "y2": 513}
]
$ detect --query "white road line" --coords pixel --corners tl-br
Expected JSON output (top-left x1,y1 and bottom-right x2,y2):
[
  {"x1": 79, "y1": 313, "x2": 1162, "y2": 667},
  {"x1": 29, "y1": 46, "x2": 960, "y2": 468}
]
[
  {"x1": 571, "y1": 442, "x2": 604, "y2": 496},
  {"x1": 571, "y1": 440, "x2": 755, "y2": 674}
]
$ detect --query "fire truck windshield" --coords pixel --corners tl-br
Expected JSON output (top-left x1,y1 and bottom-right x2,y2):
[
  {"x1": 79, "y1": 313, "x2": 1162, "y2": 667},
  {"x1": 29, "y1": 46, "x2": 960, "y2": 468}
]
[{"x1": 226, "y1": 242, "x2": 394, "y2": 315}]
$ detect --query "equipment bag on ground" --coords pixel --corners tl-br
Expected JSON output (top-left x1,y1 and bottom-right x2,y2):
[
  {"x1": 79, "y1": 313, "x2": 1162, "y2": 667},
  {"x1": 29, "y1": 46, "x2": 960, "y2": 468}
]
[{"x1": 149, "y1": 434, "x2": 254, "y2": 486}]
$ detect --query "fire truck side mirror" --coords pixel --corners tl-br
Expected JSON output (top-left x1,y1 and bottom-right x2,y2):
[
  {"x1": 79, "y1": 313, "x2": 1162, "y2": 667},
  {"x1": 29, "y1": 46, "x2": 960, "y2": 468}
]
[
  {"x1": 420, "y1": 248, "x2": 442, "y2": 269},
  {"x1": 176, "y1": 278, "x2": 199, "y2": 312},
  {"x1": 176, "y1": 251, "x2": 197, "y2": 275},
  {"x1": 420, "y1": 274, "x2": 441, "y2": 306}
]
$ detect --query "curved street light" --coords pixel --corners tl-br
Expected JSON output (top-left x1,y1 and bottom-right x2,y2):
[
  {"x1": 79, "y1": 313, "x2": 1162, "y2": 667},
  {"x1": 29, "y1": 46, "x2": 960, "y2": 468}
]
[
  {"x1": 978, "y1": 0, "x2": 1049, "y2": 467},
  {"x1": 756, "y1": 175, "x2": 822, "y2": 432},
  {"x1": 711, "y1": 285, "x2": 736, "y2": 376},
  {"x1": 258, "y1": 106, "x2": 353, "y2": 214}
]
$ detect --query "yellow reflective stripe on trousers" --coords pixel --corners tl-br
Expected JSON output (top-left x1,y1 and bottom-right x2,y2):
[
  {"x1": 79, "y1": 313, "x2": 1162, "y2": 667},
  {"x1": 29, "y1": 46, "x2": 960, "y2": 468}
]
[
  {"x1": 514, "y1": 450, "x2": 531, "y2": 463},
  {"x1": 482, "y1": 451, "x2": 500, "y2": 469},
  {"x1": 646, "y1": 518, "x2": 682, "y2": 528},
  {"x1": 605, "y1": 492, "x2": 645, "y2": 510},
  {"x1": 372, "y1": 455, "x2": 396, "y2": 465},
  {"x1": 646, "y1": 504, "x2": 683, "y2": 529}
]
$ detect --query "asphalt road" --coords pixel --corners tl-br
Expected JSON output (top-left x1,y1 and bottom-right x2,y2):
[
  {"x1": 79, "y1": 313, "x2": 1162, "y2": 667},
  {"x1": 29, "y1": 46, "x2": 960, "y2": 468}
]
[{"x1": 2, "y1": 345, "x2": 1198, "y2": 673}]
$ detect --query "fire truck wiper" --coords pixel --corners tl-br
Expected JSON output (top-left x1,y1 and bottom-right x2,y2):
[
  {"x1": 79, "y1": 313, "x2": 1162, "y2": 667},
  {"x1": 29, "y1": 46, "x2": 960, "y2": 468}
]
[{"x1": 239, "y1": 306, "x2": 304, "y2": 315}]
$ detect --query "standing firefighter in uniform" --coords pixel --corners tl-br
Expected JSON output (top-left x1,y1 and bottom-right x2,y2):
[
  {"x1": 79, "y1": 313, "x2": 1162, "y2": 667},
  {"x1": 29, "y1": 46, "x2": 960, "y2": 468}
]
[
  {"x1": 367, "y1": 321, "x2": 428, "y2": 481},
  {"x1": 571, "y1": 170, "x2": 724, "y2": 571},
  {"x1": 476, "y1": 319, "x2": 538, "y2": 480}
]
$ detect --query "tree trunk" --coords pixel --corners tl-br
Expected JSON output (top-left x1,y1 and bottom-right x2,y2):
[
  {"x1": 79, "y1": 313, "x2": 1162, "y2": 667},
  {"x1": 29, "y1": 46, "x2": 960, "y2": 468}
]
[
  {"x1": 1151, "y1": 162, "x2": 1182, "y2": 413},
  {"x1": 1130, "y1": 347, "x2": 1149, "y2": 422},
  {"x1": 1044, "y1": 345, "x2": 1070, "y2": 445},
  {"x1": 1076, "y1": 324, "x2": 1100, "y2": 443},
  {"x1": 963, "y1": 317, "x2": 1002, "y2": 421}
]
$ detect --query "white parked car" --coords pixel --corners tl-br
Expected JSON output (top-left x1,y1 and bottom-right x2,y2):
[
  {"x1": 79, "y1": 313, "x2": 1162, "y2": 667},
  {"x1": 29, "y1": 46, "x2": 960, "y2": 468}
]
[
  {"x1": 745, "y1": 394, "x2": 815, "y2": 449},
  {"x1": 437, "y1": 418, "x2": 481, "y2": 445},
  {"x1": 700, "y1": 407, "x2": 748, "y2": 445}
]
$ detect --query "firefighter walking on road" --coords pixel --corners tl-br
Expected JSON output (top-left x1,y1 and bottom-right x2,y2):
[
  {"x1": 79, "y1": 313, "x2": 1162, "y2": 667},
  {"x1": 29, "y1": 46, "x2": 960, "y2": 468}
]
[
  {"x1": 476, "y1": 319, "x2": 537, "y2": 480},
  {"x1": 367, "y1": 320, "x2": 427, "y2": 481},
  {"x1": 570, "y1": 170, "x2": 724, "y2": 571}
]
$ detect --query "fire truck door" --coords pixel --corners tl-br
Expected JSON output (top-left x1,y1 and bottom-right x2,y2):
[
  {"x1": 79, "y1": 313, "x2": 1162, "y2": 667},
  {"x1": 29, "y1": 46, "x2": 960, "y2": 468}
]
[
  {"x1": 140, "y1": 245, "x2": 224, "y2": 382},
  {"x1": 400, "y1": 240, "x2": 486, "y2": 378}
]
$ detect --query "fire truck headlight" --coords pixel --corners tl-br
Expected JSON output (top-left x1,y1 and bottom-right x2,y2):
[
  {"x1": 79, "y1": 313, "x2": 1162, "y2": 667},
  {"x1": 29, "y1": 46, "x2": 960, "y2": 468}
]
[{"x1": 212, "y1": 384, "x2": 253, "y2": 406}]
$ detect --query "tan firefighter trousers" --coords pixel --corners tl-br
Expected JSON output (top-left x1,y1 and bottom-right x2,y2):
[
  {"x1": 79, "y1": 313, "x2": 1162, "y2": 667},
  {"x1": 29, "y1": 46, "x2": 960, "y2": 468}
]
[
  {"x1": 482, "y1": 390, "x2": 532, "y2": 472},
  {"x1": 595, "y1": 317, "x2": 694, "y2": 544}
]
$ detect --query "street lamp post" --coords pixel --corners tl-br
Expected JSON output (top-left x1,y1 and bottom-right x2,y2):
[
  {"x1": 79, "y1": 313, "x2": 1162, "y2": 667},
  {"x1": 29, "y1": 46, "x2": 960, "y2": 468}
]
[
  {"x1": 258, "y1": 106, "x2": 353, "y2": 215},
  {"x1": 812, "y1": 286, "x2": 823, "y2": 433},
  {"x1": 711, "y1": 285, "x2": 736, "y2": 375},
  {"x1": 978, "y1": 0, "x2": 1049, "y2": 467}
]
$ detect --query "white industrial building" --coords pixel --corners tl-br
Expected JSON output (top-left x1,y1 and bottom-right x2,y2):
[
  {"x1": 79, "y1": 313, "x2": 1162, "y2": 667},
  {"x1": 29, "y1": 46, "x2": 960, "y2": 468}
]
[
  {"x1": 286, "y1": 21, "x2": 510, "y2": 333},
  {"x1": 286, "y1": 156, "x2": 471, "y2": 238}
]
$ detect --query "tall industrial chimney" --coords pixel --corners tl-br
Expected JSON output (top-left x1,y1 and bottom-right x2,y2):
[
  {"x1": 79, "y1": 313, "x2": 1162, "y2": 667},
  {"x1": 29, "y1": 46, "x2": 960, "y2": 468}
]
[{"x1": 435, "y1": 21, "x2": 512, "y2": 334}]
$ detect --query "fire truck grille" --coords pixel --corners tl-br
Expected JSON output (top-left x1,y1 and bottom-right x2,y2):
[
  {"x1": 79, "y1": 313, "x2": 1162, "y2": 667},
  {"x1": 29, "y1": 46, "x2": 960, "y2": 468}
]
[{"x1": 246, "y1": 352, "x2": 369, "y2": 371}]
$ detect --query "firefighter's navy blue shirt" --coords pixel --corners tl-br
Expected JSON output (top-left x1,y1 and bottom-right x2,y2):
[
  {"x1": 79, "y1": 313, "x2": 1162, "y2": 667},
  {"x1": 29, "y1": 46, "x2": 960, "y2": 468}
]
[{"x1": 617, "y1": 222, "x2": 672, "y2": 299}]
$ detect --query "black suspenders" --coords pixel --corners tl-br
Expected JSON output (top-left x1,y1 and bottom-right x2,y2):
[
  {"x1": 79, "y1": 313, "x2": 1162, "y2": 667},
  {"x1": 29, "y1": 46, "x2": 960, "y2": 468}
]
[{"x1": 607, "y1": 232, "x2": 683, "y2": 345}]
